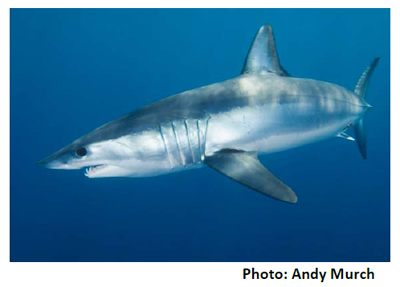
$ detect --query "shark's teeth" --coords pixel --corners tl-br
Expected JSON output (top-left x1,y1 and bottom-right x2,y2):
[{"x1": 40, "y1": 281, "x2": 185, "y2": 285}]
[{"x1": 84, "y1": 165, "x2": 108, "y2": 177}]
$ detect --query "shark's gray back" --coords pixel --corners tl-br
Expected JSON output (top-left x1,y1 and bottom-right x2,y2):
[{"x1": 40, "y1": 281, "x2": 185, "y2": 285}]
[{"x1": 74, "y1": 74, "x2": 365, "y2": 148}]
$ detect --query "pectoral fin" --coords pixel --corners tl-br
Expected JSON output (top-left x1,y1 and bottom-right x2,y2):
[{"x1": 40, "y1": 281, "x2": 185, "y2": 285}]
[{"x1": 205, "y1": 149, "x2": 297, "y2": 203}]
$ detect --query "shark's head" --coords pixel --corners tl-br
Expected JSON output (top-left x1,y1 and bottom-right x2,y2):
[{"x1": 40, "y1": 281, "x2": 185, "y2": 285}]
[
  {"x1": 38, "y1": 118, "x2": 170, "y2": 178},
  {"x1": 38, "y1": 139, "x2": 136, "y2": 178}
]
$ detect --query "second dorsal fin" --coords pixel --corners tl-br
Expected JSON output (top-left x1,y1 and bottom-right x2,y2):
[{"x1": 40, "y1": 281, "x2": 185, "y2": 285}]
[{"x1": 242, "y1": 25, "x2": 289, "y2": 76}]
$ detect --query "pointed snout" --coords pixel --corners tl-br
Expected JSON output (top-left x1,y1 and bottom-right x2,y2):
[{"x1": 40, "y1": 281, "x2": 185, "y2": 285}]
[
  {"x1": 37, "y1": 153, "x2": 61, "y2": 169},
  {"x1": 37, "y1": 158, "x2": 47, "y2": 167},
  {"x1": 37, "y1": 148, "x2": 73, "y2": 169}
]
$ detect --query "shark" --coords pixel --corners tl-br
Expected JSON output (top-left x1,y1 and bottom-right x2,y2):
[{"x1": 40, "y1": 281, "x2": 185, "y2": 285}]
[{"x1": 39, "y1": 24, "x2": 379, "y2": 203}]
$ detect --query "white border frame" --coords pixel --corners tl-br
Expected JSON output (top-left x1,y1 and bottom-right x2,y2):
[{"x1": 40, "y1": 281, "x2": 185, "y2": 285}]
[{"x1": 3, "y1": 2, "x2": 396, "y2": 286}]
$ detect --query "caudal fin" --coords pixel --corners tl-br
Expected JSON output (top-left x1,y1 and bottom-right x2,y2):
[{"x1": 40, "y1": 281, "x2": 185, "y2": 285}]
[
  {"x1": 353, "y1": 57, "x2": 380, "y2": 159},
  {"x1": 354, "y1": 119, "x2": 367, "y2": 159}
]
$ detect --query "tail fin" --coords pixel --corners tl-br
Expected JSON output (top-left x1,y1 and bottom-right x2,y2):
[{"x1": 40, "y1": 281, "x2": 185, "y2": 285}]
[{"x1": 353, "y1": 57, "x2": 380, "y2": 159}]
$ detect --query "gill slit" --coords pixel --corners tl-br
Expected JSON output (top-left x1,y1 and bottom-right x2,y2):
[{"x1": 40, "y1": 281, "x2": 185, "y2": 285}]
[
  {"x1": 171, "y1": 121, "x2": 185, "y2": 166},
  {"x1": 196, "y1": 120, "x2": 202, "y2": 160},
  {"x1": 204, "y1": 117, "x2": 211, "y2": 158},
  {"x1": 158, "y1": 124, "x2": 173, "y2": 169},
  {"x1": 184, "y1": 119, "x2": 195, "y2": 163}
]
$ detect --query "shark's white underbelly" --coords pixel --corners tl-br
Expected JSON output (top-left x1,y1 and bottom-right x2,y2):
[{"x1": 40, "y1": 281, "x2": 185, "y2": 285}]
[{"x1": 91, "y1": 95, "x2": 365, "y2": 178}]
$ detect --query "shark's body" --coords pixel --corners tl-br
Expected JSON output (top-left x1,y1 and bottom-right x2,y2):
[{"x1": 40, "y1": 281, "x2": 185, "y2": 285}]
[{"x1": 39, "y1": 25, "x2": 379, "y2": 203}]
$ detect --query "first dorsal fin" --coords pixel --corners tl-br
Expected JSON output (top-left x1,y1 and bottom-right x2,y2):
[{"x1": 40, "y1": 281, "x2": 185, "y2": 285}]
[{"x1": 242, "y1": 25, "x2": 290, "y2": 76}]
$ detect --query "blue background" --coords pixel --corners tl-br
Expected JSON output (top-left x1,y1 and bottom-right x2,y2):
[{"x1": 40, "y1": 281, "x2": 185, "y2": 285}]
[{"x1": 11, "y1": 9, "x2": 390, "y2": 262}]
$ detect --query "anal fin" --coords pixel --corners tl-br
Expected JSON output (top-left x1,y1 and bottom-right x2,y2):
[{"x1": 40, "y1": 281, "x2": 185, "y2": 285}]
[
  {"x1": 205, "y1": 149, "x2": 297, "y2": 203},
  {"x1": 337, "y1": 131, "x2": 355, "y2": 141}
]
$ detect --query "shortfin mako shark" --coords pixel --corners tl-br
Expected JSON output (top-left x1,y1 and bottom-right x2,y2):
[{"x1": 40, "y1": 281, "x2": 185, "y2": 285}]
[{"x1": 39, "y1": 25, "x2": 379, "y2": 203}]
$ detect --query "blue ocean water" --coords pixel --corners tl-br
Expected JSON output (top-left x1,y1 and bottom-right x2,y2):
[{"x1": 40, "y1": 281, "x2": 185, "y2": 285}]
[{"x1": 10, "y1": 9, "x2": 390, "y2": 262}]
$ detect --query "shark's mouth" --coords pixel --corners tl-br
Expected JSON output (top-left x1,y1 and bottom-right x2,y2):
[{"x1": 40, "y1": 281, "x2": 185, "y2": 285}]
[
  {"x1": 84, "y1": 165, "x2": 109, "y2": 177},
  {"x1": 84, "y1": 164, "x2": 133, "y2": 178}
]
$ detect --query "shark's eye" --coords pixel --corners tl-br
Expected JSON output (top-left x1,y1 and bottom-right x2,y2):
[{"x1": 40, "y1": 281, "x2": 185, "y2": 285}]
[{"x1": 75, "y1": 147, "x2": 87, "y2": 157}]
